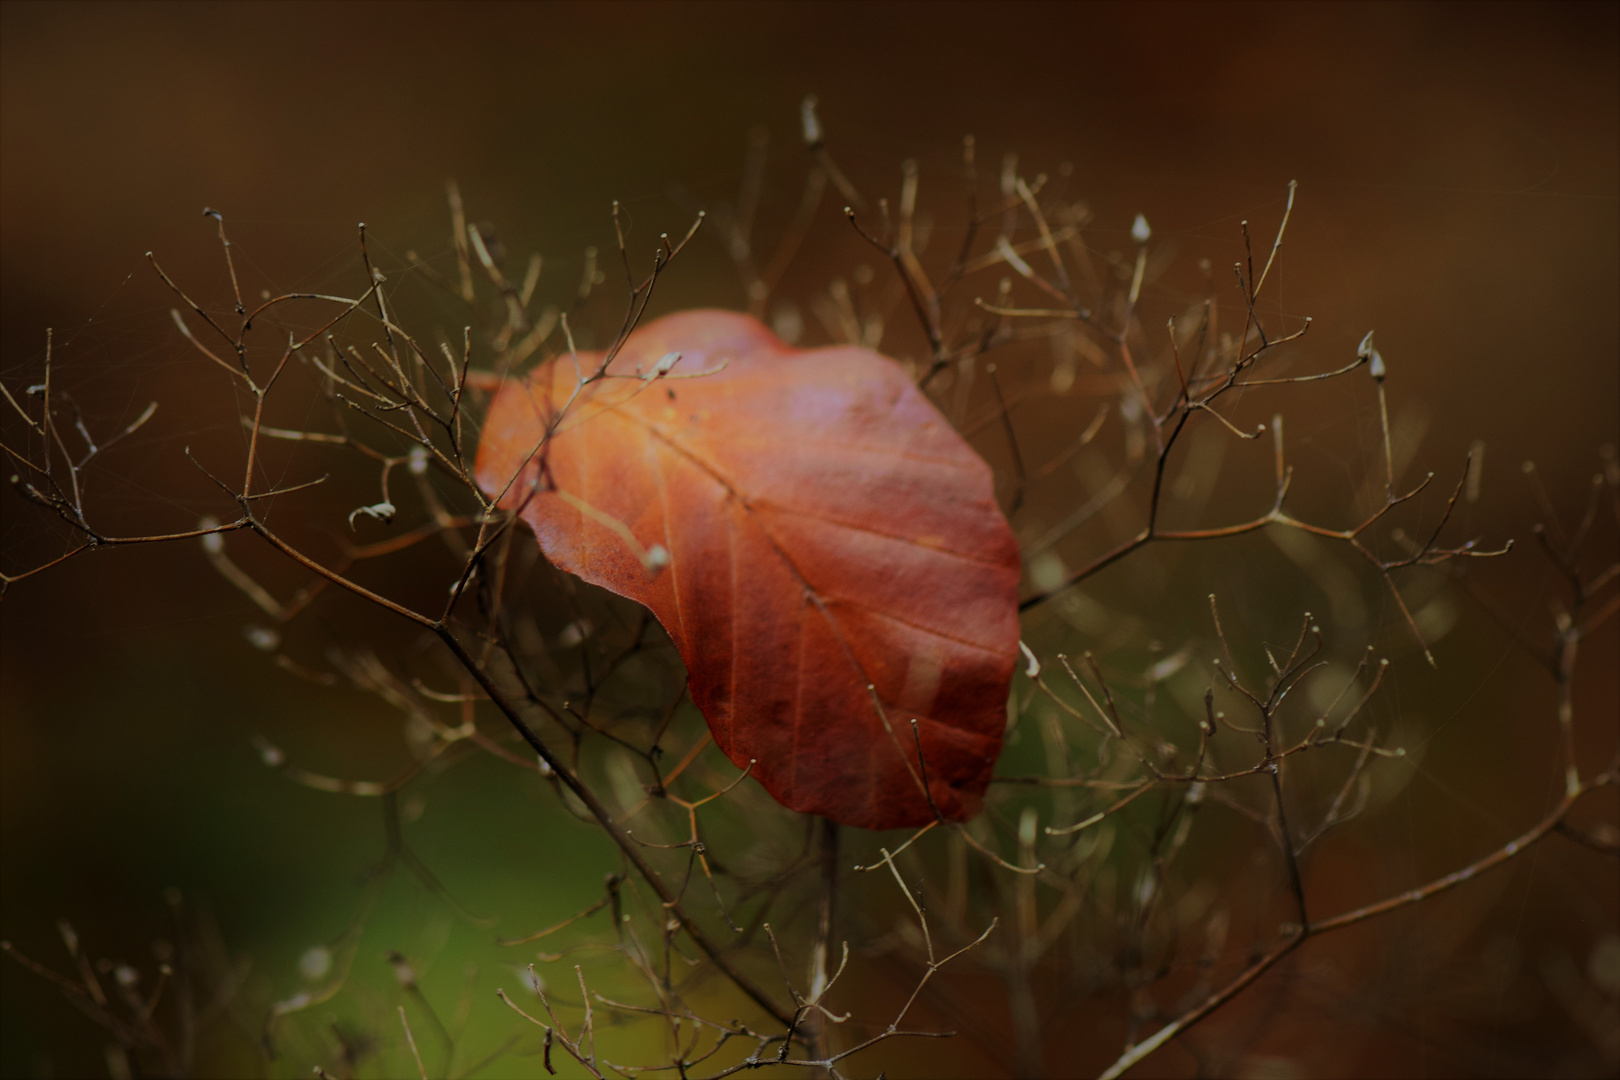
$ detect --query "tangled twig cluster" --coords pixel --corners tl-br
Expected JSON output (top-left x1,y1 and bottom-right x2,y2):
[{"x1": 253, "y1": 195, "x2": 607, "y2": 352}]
[{"x1": 2, "y1": 100, "x2": 1616, "y2": 1078}]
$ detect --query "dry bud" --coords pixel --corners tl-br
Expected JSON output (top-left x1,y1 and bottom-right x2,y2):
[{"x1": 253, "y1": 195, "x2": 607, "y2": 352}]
[
  {"x1": 253, "y1": 737, "x2": 286, "y2": 769},
  {"x1": 298, "y1": 945, "x2": 332, "y2": 982},
  {"x1": 347, "y1": 501, "x2": 396, "y2": 529},
  {"x1": 244, "y1": 625, "x2": 280, "y2": 652},
  {"x1": 647, "y1": 352, "x2": 681, "y2": 380},
  {"x1": 1019, "y1": 640, "x2": 1041, "y2": 679},
  {"x1": 199, "y1": 516, "x2": 223, "y2": 555},
  {"x1": 800, "y1": 95, "x2": 823, "y2": 148}
]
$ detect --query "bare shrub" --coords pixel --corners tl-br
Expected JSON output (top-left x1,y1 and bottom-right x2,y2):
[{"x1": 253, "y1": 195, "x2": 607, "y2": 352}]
[{"x1": 3, "y1": 100, "x2": 1615, "y2": 1078}]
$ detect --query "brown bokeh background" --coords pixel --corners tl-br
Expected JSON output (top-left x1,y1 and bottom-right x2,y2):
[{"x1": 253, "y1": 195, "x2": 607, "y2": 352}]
[{"x1": 2, "y1": 3, "x2": 1616, "y2": 1078}]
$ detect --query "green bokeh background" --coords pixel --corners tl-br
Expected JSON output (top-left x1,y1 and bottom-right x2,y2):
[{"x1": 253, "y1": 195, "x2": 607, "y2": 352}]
[{"x1": 2, "y1": 3, "x2": 1616, "y2": 1077}]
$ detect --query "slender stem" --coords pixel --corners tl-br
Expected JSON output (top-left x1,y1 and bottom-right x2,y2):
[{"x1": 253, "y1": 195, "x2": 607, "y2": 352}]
[
  {"x1": 1555, "y1": 625, "x2": 1581, "y2": 797},
  {"x1": 807, "y1": 817, "x2": 840, "y2": 1067},
  {"x1": 1260, "y1": 697, "x2": 1309, "y2": 930}
]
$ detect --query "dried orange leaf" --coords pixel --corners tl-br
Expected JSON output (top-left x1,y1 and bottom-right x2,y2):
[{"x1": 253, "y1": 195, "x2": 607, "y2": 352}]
[{"x1": 475, "y1": 311, "x2": 1020, "y2": 829}]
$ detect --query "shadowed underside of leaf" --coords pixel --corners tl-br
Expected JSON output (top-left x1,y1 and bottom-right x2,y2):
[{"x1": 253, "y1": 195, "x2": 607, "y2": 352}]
[{"x1": 474, "y1": 310, "x2": 1021, "y2": 830}]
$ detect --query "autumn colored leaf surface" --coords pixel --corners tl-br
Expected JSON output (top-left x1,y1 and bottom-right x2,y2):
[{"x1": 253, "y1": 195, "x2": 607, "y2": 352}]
[{"x1": 474, "y1": 311, "x2": 1021, "y2": 830}]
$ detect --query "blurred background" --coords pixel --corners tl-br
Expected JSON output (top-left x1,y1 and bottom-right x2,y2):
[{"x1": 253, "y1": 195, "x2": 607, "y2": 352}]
[{"x1": 2, "y1": 2, "x2": 1615, "y2": 1077}]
